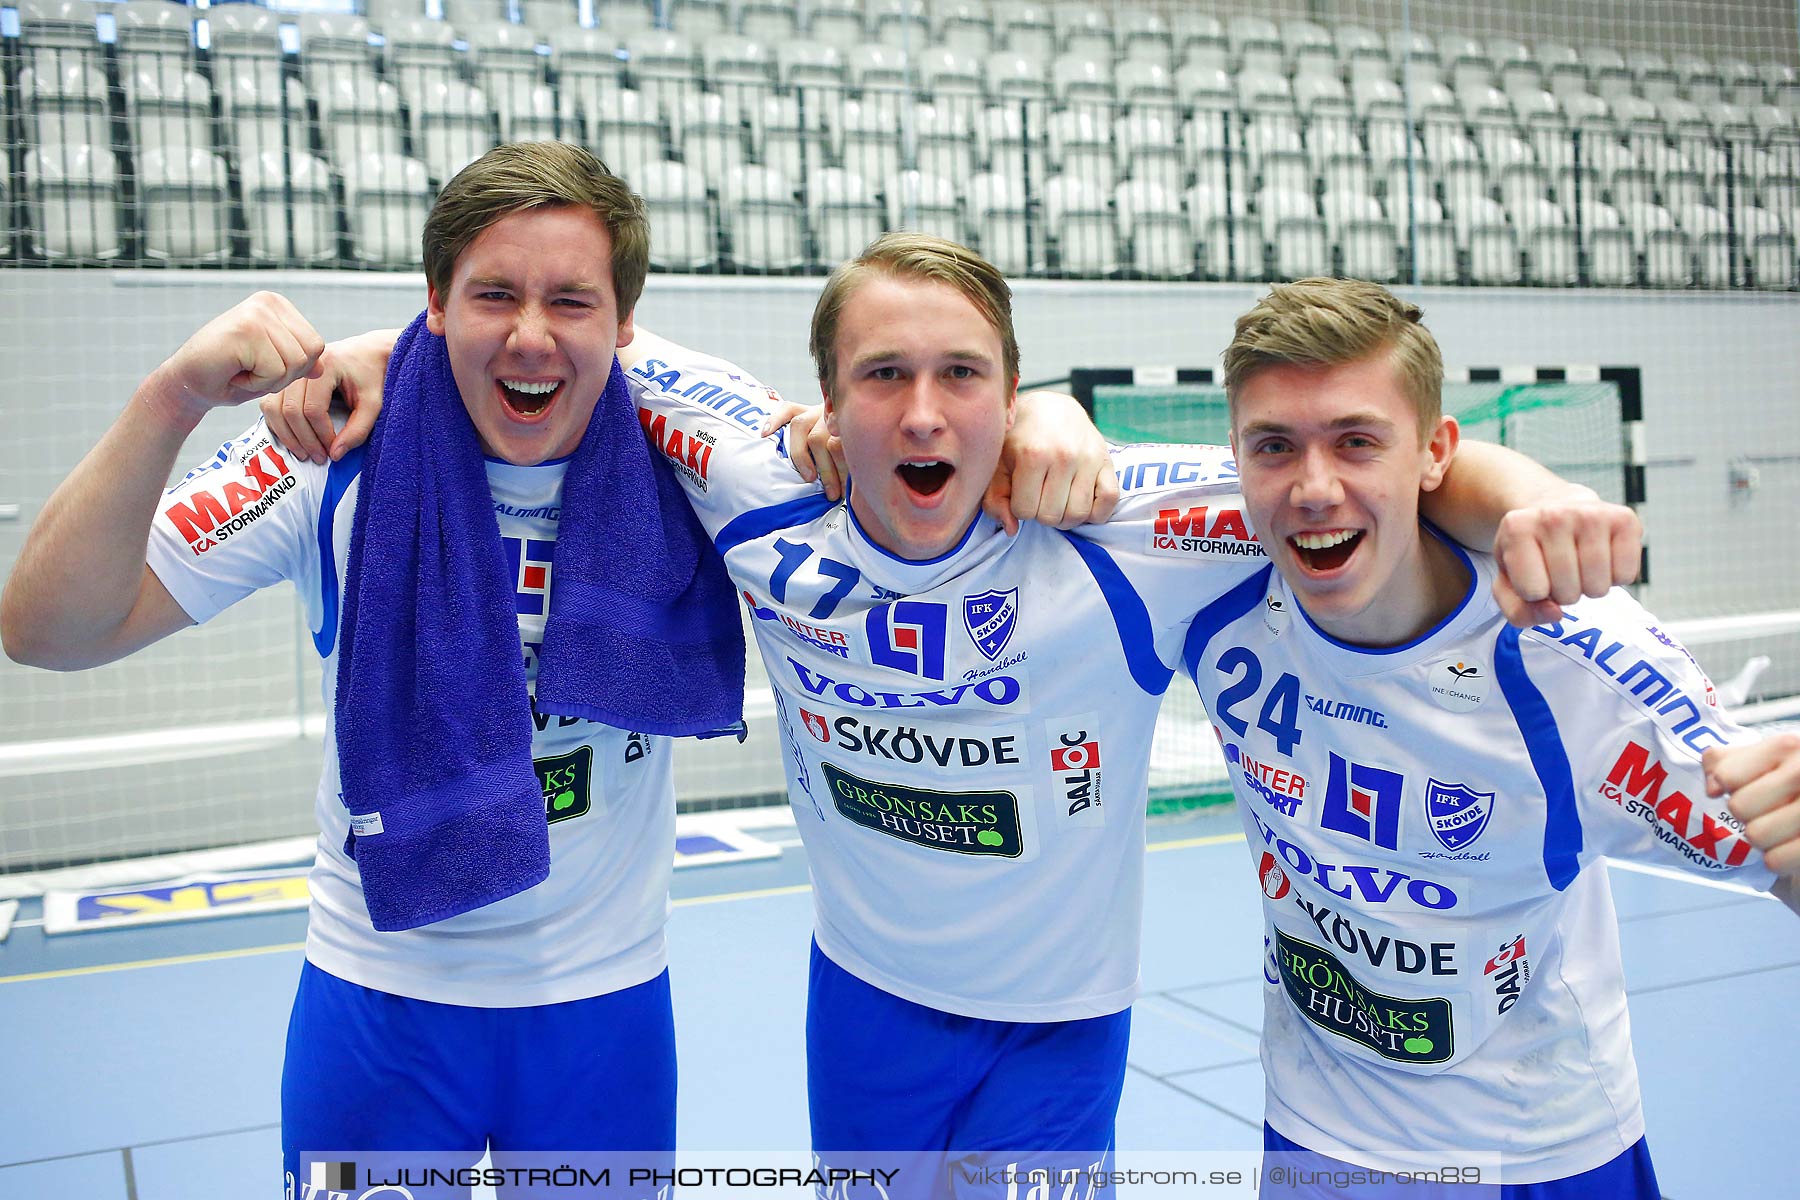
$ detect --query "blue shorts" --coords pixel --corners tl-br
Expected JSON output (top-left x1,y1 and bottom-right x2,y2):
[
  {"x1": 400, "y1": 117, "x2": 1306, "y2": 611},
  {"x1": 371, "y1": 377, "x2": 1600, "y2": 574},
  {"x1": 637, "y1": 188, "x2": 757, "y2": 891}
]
[
  {"x1": 281, "y1": 961, "x2": 676, "y2": 1195},
  {"x1": 1262, "y1": 1124, "x2": 1660, "y2": 1199},
  {"x1": 807, "y1": 941, "x2": 1129, "y2": 1198}
]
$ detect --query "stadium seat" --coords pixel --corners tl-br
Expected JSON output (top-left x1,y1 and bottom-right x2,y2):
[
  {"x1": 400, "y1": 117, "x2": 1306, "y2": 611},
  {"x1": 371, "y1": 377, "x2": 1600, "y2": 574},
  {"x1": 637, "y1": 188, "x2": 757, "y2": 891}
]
[
  {"x1": 935, "y1": 2, "x2": 995, "y2": 58},
  {"x1": 1570, "y1": 201, "x2": 1634, "y2": 286},
  {"x1": 1044, "y1": 174, "x2": 1117, "y2": 276},
  {"x1": 834, "y1": 100, "x2": 903, "y2": 192},
  {"x1": 1499, "y1": 164, "x2": 1552, "y2": 224},
  {"x1": 1520, "y1": 200, "x2": 1579, "y2": 286},
  {"x1": 23, "y1": 58, "x2": 111, "y2": 150},
  {"x1": 1183, "y1": 178, "x2": 1248, "y2": 232},
  {"x1": 517, "y1": 0, "x2": 581, "y2": 33},
  {"x1": 752, "y1": 95, "x2": 830, "y2": 186},
  {"x1": 667, "y1": 0, "x2": 728, "y2": 37},
  {"x1": 867, "y1": 0, "x2": 927, "y2": 49},
  {"x1": 1236, "y1": 69, "x2": 1293, "y2": 112},
  {"x1": 241, "y1": 150, "x2": 339, "y2": 264},
  {"x1": 592, "y1": 0, "x2": 655, "y2": 34},
  {"x1": 1171, "y1": 11, "x2": 1227, "y2": 67},
  {"x1": 296, "y1": 14, "x2": 375, "y2": 87},
  {"x1": 1292, "y1": 71, "x2": 1350, "y2": 119},
  {"x1": 1466, "y1": 207, "x2": 1521, "y2": 284},
  {"x1": 1113, "y1": 178, "x2": 1190, "y2": 277},
  {"x1": 1257, "y1": 186, "x2": 1324, "y2": 273},
  {"x1": 113, "y1": 0, "x2": 194, "y2": 77},
  {"x1": 1320, "y1": 154, "x2": 1374, "y2": 205},
  {"x1": 383, "y1": 16, "x2": 462, "y2": 111},
  {"x1": 17, "y1": 0, "x2": 105, "y2": 60},
  {"x1": 361, "y1": 0, "x2": 424, "y2": 28},
  {"x1": 1441, "y1": 161, "x2": 1495, "y2": 243},
  {"x1": 916, "y1": 46, "x2": 984, "y2": 124},
  {"x1": 1051, "y1": 53, "x2": 1114, "y2": 111},
  {"x1": 723, "y1": 165, "x2": 806, "y2": 271},
  {"x1": 805, "y1": 0, "x2": 865, "y2": 51},
  {"x1": 341, "y1": 151, "x2": 432, "y2": 266},
  {"x1": 1174, "y1": 64, "x2": 1233, "y2": 112},
  {"x1": 125, "y1": 65, "x2": 212, "y2": 155},
  {"x1": 739, "y1": 0, "x2": 799, "y2": 43},
  {"x1": 985, "y1": 51, "x2": 1051, "y2": 106},
  {"x1": 914, "y1": 102, "x2": 978, "y2": 182},
  {"x1": 1258, "y1": 148, "x2": 1313, "y2": 197},
  {"x1": 995, "y1": 1, "x2": 1055, "y2": 62},
  {"x1": 626, "y1": 30, "x2": 701, "y2": 116},
  {"x1": 1617, "y1": 199, "x2": 1681, "y2": 271},
  {"x1": 1334, "y1": 23, "x2": 1387, "y2": 73},
  {"x1": 1114, "y1": 61, "x2": 1177, "y2": 114},
  {"x1": 1229, "y1": 15, "x2": 1284, "y2": 76},
  {"x1": 1743, "y1": 207, "x2": 1797, "y2": 287},
  {"x1": 807, "y1": 167, "x2": 883, "y2": 266},
  {"x1": 1054, "y1": 4, "x2": 1113, "y2": 62},
  {"x1": 316, "y1": 76, "x2": 406, "y2": 168},
  {"x1": 1283, "y1": 19, "x2": 1335, "y2": 78},
  {"x1": 1048, "y1": 108, "x2": 1116, "y2": 192},
  {"x1": 1116, "y1": 111, "x2": 1185, "y2": 193},
  {"x1": 884, "y1": 170, "x2": 962, "y2": 242},
  {"x1": 983, "y1": 105, "x2": 1049, "y2": 196},
  {"x1": 414, "y1": 80, "x2": 498, "y2": 184},
  {"x1": 634, "y1": 159, "x2": 711, "y2": 250},
  {"x1": 1307, "y1": 112, "x2": 1362, "y2": 172},
  {"x1": 1119, "y1": 9, "x2": 1174, "y2": 69},
  {"x1": 966, "y1": 169, "x2": 1038, "y2": 275},
  {"x1": 547, "y1": 25, "x2": 626, "y2": 88},
  {"x1": 466, "y1": 23, "x2": 546, "y2": 134},
  {"x1": 774, "y1": 41, "x2": 847, "y2": 124},
  {"x1": 1203, "y1": 212, "x2": 1263, "y2": 280},
  {"x1": 591, "y1": 88, "x2": 668, "y2": 180},
  {"x1": 1353, "y1": 76, "x2": 1406, "y2": 123},
  {"x1": 136, "y1": 145, "x2": 230, "y2": 263},
  {"x1": 1190, "y1": 145, "x2": 1251, "y2": 209},
  {"x1": 1327, "y1": 191, "x2": 1398, "y2": 281},
  {"x1": 27, "y1": 142, "x2": 120, "y2": 259},
  {"x1": 676, "y1": 92, "x2": 746, "y2": 181}
]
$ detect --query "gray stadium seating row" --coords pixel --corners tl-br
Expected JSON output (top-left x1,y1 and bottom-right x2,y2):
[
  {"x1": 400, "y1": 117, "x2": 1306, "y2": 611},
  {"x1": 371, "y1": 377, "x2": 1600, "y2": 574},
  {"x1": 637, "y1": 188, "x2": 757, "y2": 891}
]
[{"x1": 4, "y1": 1, "x2": 1797, "y2": 286}]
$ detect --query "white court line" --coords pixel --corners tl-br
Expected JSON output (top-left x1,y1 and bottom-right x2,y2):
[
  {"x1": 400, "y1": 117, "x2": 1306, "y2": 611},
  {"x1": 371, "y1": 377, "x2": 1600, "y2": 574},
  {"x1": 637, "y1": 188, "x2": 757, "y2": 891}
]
[{"x1": 1606, "y1": 859, "x2": 1773, "y2": 898}]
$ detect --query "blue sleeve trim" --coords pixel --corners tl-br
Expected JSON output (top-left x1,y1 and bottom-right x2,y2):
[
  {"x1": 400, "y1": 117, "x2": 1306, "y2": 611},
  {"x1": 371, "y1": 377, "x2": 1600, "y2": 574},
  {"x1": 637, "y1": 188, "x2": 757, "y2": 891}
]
[
  {"x1": 1057, "y1": 531, "x2": 1173, "y2": 696},
  {"x1": 1181, "y1": 564, "x2": 1274, "y2": 679},
  {"x1": 312, "y1": 447, "x2": 366, "y2": 659},
  {"x1": 1494, "y1": 625, "x2": 1583, "y2": 891},
  {"x1": 714, "y1": 493, "x2": 838, "y2": 558}
]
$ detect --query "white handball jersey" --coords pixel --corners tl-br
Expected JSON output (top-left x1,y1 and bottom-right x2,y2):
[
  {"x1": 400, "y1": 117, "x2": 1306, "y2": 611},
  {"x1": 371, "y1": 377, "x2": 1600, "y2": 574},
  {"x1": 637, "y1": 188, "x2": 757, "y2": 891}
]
[
  {"x1": 147, "y1": 422, "x2": 674, "y2": 1008},
  {"x1": 626, "y1": 347, "x2": 1268, "y2": 1020},
  {"x1": 1181, "y1": 532, "x2": 1778, "y2": 1183}
]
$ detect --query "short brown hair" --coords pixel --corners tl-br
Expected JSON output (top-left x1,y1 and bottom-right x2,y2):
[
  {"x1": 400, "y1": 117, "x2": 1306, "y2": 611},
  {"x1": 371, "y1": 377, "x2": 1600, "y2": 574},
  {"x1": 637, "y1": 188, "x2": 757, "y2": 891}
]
[
  {"x1": 423, "y1": 141, "x2": 650, "y2": 317},
  {"x1": 810, "y1": 233, "x2": 1020, "y2": 400},
  {"x1": 1223, "y1": 278, "x2": 1444, "y2": 435}
]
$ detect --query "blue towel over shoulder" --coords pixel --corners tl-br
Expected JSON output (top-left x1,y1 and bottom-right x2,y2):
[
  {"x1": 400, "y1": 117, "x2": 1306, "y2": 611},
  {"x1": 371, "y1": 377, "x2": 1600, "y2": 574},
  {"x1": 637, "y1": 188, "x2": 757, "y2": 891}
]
[{"x1": 334, "y1": 313, "x2": 744, "y2": 933}]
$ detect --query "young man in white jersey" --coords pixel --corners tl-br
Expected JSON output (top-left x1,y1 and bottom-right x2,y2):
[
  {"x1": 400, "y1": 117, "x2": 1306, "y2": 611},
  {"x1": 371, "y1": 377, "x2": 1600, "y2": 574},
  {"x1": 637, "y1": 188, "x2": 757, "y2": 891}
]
[
  {"x1": 0, "y1": 143, "x2": 748, "y2": 1195},
  {"x1": 1183, "y1": 277, "x2": 1800, "y2": 1196},
  {"x1": 286, "y1": 233, "x2": 1665, "y2": 1196}
]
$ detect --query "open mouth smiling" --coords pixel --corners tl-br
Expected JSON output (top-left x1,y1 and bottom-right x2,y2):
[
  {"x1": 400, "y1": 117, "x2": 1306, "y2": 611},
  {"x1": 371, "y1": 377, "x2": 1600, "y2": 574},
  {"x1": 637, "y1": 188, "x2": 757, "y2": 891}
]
[
  {"x1": 499, "y1": 378, "x2": 561, "y2": 418},
  {"x1": 1290, "y1": 529, "x2": 1364, "y2": 572}
]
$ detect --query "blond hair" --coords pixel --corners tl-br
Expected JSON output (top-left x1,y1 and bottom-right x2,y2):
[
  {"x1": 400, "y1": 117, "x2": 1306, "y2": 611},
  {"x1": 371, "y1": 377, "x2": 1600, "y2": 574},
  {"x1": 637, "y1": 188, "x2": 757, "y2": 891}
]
[
  {"x1": 423, "y1": 142, "x2": 650, "y2": 316},
  {"x1": 810, "y1": 233, "x2": 1020, "y2": 399},
  {"x1": 1223, "y1": 278, "x2": 1444, "y2": 434}
]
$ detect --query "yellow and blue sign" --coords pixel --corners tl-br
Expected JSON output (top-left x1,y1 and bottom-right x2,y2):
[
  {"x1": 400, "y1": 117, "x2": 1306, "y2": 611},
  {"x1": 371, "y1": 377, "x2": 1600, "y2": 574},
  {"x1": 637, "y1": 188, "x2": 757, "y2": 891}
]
[{"x1": 45, "y1": 869, "x2": 312, "y2": 935}]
